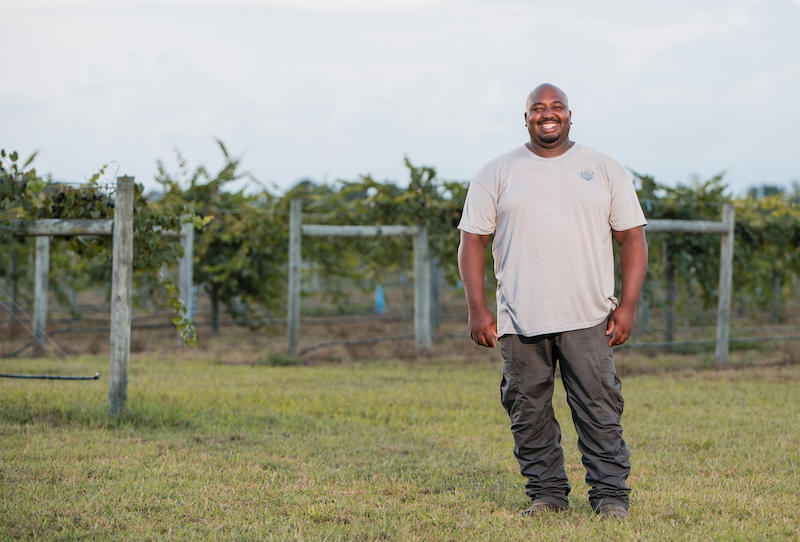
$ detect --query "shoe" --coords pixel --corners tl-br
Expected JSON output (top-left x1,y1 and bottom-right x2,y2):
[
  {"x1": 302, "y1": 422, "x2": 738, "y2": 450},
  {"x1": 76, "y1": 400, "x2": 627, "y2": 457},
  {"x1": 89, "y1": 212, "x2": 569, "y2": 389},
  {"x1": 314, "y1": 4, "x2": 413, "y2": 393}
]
[
  {"x1": 595, "y1": 501, "x2": 628, "y2": 520},
  {"x1": 520, "y1": 500, "x2": 568, "y2": 517}
]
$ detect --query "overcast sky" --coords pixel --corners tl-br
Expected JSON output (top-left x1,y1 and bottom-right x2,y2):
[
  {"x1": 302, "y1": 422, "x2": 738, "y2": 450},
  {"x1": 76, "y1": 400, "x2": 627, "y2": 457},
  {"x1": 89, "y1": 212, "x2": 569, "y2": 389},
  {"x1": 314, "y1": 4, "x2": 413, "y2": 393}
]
[{"x1": 3, "y1": 0, "x2": 799, "y2": 195}]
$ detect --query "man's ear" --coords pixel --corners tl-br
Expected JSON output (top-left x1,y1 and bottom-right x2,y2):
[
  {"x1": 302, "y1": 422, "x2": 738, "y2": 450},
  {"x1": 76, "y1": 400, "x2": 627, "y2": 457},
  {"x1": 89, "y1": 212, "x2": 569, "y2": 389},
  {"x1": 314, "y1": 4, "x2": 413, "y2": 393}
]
[{"x1": 523, "y1": 111, "x2": 528, "y2": 126}]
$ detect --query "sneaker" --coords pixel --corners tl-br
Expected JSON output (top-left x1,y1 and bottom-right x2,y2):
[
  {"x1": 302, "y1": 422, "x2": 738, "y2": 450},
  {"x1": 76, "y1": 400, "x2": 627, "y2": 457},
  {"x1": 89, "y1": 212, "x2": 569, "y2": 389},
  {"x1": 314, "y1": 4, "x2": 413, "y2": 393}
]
[
  {"x1": 520, "y1": 500, "x2": 568, "y2": 517},
  {"x1": 595, "y1": 501, "x2": 628, "y2": 520}
]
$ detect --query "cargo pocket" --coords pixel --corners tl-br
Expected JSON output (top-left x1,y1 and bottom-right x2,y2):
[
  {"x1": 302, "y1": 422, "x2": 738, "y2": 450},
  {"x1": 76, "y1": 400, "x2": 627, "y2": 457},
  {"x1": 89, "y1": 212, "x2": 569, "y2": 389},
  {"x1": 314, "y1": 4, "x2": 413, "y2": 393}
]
[
  {"x1": 596, "y1": 328, "x2": 624, "y2": 421},
  {"x1": 499, "y1": 337, "x2": 519, "y2": 416},
  {"x1": 601, "y1": 360, "x2": 624, "y2": 419}
]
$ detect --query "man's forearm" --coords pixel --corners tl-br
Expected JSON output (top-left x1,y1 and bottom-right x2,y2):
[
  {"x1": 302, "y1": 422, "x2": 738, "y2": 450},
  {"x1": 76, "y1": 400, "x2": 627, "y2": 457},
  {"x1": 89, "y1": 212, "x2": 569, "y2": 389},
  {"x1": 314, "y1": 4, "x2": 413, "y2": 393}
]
[
  {"x1": 457, "y1": 232, "x2": 490, "y2": 312},
  {"x1": 606, "y1": 226, "x2": 648, "y2": 346},
  {"x1": 459, "y1": 230, "x2": 498, "y2": 348}
]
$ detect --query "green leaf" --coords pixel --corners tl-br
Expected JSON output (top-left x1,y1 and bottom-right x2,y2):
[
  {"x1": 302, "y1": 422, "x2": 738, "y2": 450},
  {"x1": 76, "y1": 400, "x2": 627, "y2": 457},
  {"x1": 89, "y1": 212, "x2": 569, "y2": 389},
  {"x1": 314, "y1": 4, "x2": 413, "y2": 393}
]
[
  {"x1": 23, "y1": 151, "x2": 39, "y2": 168},
  {"x1": 172, "y1": 316, "x2": 182, "y2": 325},
  {"x1": 216, "y1": 139, "x2": 229, "y2": 158}
]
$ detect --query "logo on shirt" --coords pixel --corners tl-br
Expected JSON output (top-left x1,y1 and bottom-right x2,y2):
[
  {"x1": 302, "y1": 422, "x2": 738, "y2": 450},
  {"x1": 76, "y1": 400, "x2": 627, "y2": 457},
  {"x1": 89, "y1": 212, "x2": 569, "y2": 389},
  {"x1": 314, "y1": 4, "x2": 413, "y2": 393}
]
[{"x1": 580, "y1": 169, "x2": 595, "y2": 181}]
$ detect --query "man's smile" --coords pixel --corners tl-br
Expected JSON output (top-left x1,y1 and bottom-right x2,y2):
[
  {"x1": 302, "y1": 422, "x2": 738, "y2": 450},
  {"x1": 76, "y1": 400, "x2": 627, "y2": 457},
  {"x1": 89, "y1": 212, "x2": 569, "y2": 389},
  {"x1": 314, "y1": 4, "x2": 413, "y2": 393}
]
[{"x1": 539, "y1": 121, "x2": 559, "y2": 132}]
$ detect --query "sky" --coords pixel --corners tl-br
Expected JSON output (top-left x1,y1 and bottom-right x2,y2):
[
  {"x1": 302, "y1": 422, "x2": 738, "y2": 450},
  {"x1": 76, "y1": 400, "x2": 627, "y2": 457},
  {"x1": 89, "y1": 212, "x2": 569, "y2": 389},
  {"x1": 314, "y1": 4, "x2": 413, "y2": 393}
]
[{"x1": 2, "y1": 0, "x2": 799, "y2": 195}]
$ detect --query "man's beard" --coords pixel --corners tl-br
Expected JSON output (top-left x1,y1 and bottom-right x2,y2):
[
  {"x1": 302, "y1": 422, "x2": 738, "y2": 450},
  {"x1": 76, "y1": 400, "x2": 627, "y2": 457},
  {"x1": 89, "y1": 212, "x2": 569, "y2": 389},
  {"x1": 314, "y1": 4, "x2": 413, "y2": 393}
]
[{"x1": 538, "y1": 132, "x2": 559, "y2": 144}]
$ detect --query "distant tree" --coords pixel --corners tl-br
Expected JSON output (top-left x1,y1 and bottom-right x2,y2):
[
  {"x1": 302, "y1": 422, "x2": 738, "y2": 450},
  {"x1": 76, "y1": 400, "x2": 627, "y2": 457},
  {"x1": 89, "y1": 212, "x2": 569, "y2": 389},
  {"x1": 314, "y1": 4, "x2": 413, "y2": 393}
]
[{"x1": 156, "y1": 141, "x2": 288, "y2": 334}]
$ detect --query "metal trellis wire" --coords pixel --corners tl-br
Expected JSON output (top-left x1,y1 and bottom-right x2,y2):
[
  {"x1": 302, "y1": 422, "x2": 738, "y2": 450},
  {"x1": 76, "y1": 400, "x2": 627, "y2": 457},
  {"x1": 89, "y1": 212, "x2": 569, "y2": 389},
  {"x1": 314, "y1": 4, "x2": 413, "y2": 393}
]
[{"x1": 0, "y1": 285, "x2": 102, "y2": 382}]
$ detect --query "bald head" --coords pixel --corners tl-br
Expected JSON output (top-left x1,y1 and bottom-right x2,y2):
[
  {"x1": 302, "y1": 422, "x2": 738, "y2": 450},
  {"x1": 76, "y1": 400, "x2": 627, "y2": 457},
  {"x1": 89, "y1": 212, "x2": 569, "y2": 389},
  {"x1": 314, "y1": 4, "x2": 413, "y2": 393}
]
[
  {"x1": 526, "y1": 84, "x2": 569, "y2": 110},
  {"x1": 523, "y1": 83, "x2": 574, "y2": 157}
]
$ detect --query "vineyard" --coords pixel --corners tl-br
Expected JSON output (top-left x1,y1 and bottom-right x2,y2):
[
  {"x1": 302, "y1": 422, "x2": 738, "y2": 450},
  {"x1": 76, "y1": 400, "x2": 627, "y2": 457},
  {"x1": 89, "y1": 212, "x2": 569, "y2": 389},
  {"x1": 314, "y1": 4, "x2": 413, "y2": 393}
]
[
  {"x1": 3, "y1": 146, "x2": 800, "y2": 540},
  {"x1": 2, "y1": 145, "x2": 800, "y2": 368}
]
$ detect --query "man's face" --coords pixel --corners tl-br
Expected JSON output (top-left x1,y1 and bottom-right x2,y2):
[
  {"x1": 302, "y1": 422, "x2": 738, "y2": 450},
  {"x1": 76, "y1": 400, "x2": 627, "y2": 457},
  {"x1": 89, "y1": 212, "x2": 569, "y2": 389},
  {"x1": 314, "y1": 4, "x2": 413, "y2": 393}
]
[{"x1": 524, "y1": 87, "x2": 572, "y2": 149}]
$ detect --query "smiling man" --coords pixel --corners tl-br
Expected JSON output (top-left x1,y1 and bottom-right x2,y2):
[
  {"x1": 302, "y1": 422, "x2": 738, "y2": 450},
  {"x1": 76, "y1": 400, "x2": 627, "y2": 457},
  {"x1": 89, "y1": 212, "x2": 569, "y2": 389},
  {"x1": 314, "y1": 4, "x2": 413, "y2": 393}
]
[{"x1": 457, "y1": 84, "x2": 648, "y2": 519}]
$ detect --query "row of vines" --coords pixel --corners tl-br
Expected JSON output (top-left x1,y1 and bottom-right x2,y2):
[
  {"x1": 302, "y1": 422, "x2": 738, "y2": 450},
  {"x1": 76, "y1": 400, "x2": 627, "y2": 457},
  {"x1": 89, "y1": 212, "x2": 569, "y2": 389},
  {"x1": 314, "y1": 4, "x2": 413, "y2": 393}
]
[{"x1": 2, "y1": 142, "x2": 800, "y2": 342}]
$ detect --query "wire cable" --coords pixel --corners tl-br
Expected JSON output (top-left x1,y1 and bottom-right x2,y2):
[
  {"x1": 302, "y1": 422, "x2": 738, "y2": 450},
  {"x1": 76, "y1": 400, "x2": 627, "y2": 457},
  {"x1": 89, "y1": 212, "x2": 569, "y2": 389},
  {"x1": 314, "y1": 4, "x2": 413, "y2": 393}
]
[
  {"x1": 0, "y1": 341, "x2": 34, "y2": 359},
  {"x1": 0, "y1": 372, "x2": 99, "y2": 380},
  {"x1": 0, "y1": 284, "x2": 102, "y2": 384}
]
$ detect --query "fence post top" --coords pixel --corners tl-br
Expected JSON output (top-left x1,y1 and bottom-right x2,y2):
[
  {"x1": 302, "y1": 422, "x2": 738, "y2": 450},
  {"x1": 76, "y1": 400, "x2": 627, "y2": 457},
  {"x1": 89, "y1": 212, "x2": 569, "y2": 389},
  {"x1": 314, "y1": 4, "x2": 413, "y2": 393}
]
[{"x1": 117, "y1": 175, "x2": 135, "y2": 184}]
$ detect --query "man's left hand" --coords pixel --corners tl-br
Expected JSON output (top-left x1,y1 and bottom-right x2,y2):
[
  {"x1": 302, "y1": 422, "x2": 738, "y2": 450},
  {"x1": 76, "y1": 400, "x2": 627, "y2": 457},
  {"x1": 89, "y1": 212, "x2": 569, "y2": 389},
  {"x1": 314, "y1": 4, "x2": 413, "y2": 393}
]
[{"x1": 606, "y1": 305, "x2": 635, "y2": 347}]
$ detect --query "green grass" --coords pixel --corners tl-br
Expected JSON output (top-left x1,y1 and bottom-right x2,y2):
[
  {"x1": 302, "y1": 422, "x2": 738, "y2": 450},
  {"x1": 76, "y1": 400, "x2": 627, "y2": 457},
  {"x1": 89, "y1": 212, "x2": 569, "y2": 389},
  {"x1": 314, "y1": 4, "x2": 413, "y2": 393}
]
[{"x1": 1, "y1": 353, "x2": 799, "y2": 541}]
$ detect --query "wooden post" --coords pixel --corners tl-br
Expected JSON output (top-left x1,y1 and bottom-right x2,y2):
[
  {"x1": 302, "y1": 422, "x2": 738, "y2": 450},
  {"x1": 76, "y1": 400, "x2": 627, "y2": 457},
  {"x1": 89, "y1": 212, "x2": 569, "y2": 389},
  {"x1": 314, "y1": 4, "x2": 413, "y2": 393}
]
[
  {"x1": 401, "y1": 249, "x2": 409, "y2": 336},
  {"x1": 413, "y1": 226, "x2": 432, "y2": 351},
  {"x1": 771, "y1": 271, "x2": 780, "y2": 324},
  {"x1": 10, "y1": 247, "x2": 20, "y2": 321},
  {"x1": 715, "y1": 204, "x2": 735, "y2": 367},
  {"x1": 68, "y1": 287, "x2": 78, "y2": 314},
  {"x1": 287, "y1": 199, "x2": 302, "y2": 356},
  {"x1": 109, "y1": 176, "x2": 135, "y2": 415},
  {"x1": 640, "y1": 290, "x2": 650, "y2": 334},
  {"x1": 179, "y1": 221, "x2": 195, "y2": 318},
  {"x1": 431, "y1": 257, "x2": 443, "y2": 331},
  {"x1": 663, "y1": 239, "x2": 676, "y2": 344},
  {"x1": 33, "y1": 236, "x2": 50, "y2": 357}
]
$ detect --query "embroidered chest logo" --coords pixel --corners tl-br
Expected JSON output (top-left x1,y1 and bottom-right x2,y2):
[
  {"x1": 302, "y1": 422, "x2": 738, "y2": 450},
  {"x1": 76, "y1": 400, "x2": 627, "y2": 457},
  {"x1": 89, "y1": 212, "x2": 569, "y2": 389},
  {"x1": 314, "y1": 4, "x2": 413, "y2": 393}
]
[{"x1": 580, "y1": 169, "x2": 595, "y2": 181}]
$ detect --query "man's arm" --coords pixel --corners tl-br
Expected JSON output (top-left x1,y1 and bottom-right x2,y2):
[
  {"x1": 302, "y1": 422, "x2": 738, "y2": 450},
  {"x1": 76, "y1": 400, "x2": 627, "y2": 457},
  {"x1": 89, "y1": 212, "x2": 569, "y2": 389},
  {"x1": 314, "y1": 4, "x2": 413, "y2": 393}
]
[
  {"x1": 607, "y1": 226, "x2": 648, "y2": 346},
  {"x1": 458, "y1": 230, "x2": 499, "y2": 348}
]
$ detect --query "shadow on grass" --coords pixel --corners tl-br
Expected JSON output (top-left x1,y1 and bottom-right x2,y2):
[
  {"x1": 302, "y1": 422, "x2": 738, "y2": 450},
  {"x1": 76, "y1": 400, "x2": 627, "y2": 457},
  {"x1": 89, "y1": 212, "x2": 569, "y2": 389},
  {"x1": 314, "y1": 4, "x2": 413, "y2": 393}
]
[{"x1": 0, "y1": 396, "x2": 196, "y2": 431}]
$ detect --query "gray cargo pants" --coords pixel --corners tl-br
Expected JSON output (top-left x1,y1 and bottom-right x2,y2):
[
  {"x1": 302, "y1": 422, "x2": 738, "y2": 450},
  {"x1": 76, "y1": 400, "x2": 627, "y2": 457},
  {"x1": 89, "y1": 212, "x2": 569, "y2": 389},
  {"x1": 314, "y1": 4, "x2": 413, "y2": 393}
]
[{"x1": 499, "y1": 319, "x2": 631, "y2": 511}]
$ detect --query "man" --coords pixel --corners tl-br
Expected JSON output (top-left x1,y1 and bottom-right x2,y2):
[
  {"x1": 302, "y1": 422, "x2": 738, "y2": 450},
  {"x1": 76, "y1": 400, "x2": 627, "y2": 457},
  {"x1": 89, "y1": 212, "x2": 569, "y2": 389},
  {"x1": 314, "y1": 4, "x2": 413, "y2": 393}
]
[{"x1": 457, "y1": 84, "x2": 648, "y2": 520}]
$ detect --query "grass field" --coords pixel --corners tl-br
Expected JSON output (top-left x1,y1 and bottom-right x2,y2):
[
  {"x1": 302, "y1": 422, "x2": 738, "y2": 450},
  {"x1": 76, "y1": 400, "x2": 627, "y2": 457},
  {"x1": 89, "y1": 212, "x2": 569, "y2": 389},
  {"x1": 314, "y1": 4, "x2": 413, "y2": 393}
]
[{"x1": 1, "y1": 348, "x2": 799, "y2": 541}]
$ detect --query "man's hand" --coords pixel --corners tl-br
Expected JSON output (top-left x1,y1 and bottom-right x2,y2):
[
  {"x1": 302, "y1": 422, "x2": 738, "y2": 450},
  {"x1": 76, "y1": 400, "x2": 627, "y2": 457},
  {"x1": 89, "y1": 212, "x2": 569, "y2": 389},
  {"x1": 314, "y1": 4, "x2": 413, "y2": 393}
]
[
  {"x1": 469, "y1": 305, "x2": 500, "y2": 348},
  {"x1": 606, "y1": 305, "x2": 635, "y2": 346}
]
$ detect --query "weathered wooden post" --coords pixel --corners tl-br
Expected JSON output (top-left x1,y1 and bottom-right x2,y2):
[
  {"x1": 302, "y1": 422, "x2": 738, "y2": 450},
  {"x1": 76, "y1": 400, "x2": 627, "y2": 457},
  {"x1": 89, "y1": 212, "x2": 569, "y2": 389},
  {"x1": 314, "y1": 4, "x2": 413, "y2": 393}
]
[
  {"x1": 413, "y1": 226, "x2": 432, "y2": 351},
  {"x1": 287, "y1": 199, "x2": 302, "y2": 356},
  {"x1": 431, "y1": 257, "x2": 444, "y2": 331},
  {"x1": 715, "y1": 204, "x2": 735, "y2": 367},
  {"x1": 771, "y1": 271, "x2": 781, "y2": 324},
  {"x1": 179, "y1": 221, "x2": 195, "y2": 318},
  {"x1": 401, "y1": 252, "x2": 409, "y2": 336},
  {"x1": 109, "y1": 176, "x2": 135, "y2": 415},
  {"x1": 68, "y1": 287, "x2": 78, "y2": 314},
  {"x1": 662, "y1": 239, "x2": 676, "y2": 344},
  {"x1": 33, "y1": 236, "x2": 51, "y2": 357},
  {"x1": 9, "y1": 247, "x2": 20, "y2": 320}
]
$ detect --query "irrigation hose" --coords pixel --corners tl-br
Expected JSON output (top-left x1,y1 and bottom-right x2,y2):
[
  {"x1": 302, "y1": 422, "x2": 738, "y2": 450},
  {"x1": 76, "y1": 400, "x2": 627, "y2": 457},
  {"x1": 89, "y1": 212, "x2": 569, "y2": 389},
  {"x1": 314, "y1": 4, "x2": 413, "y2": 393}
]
[{"x1": 0, "y1": 372, "x2": 100, "y2": 380}]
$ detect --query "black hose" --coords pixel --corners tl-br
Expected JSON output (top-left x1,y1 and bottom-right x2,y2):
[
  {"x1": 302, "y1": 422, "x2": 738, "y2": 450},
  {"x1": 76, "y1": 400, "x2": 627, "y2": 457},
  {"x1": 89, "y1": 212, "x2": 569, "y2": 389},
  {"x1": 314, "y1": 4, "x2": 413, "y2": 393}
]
[{"x1": 0, "y1": 372, "x2": 100, "y2": 380}]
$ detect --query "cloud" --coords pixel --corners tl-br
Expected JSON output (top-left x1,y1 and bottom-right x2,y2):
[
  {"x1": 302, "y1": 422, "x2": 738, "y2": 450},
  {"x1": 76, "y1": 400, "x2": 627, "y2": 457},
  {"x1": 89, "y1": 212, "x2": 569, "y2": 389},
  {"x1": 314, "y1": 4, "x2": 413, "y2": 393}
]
[
  {"x1": 8, "y1": 0, "x2": 449, "y2": 11},
  {"x1": 3, "y1": 0, "x2": 799, "y2": 193}
]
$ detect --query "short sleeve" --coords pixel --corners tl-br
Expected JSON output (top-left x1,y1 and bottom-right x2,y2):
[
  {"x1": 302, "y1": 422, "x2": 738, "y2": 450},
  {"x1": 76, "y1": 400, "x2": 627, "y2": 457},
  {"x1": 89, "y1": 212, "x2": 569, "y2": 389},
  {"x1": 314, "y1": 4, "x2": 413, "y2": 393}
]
[
  {"x1": 458, "y1": 179, "x2": 497, "y2": 235},
  {"x1": 607, "y1": 162, "x2": 647, "y2": 231}
]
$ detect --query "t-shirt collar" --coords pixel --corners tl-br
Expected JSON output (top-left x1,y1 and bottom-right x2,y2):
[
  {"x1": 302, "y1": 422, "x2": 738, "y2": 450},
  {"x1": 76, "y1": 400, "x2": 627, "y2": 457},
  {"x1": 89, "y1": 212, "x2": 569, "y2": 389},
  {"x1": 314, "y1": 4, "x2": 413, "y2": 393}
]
[{"x1": 522, "y1": 142, "x2": 581, "y2": 161}]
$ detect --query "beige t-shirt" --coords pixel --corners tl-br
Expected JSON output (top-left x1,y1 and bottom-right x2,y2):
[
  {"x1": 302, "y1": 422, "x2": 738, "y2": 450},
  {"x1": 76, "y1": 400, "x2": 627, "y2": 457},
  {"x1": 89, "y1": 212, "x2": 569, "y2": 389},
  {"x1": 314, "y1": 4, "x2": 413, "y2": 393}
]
[{"x1": 458, "y1": 143, "x2": 647, "y2": 337}]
